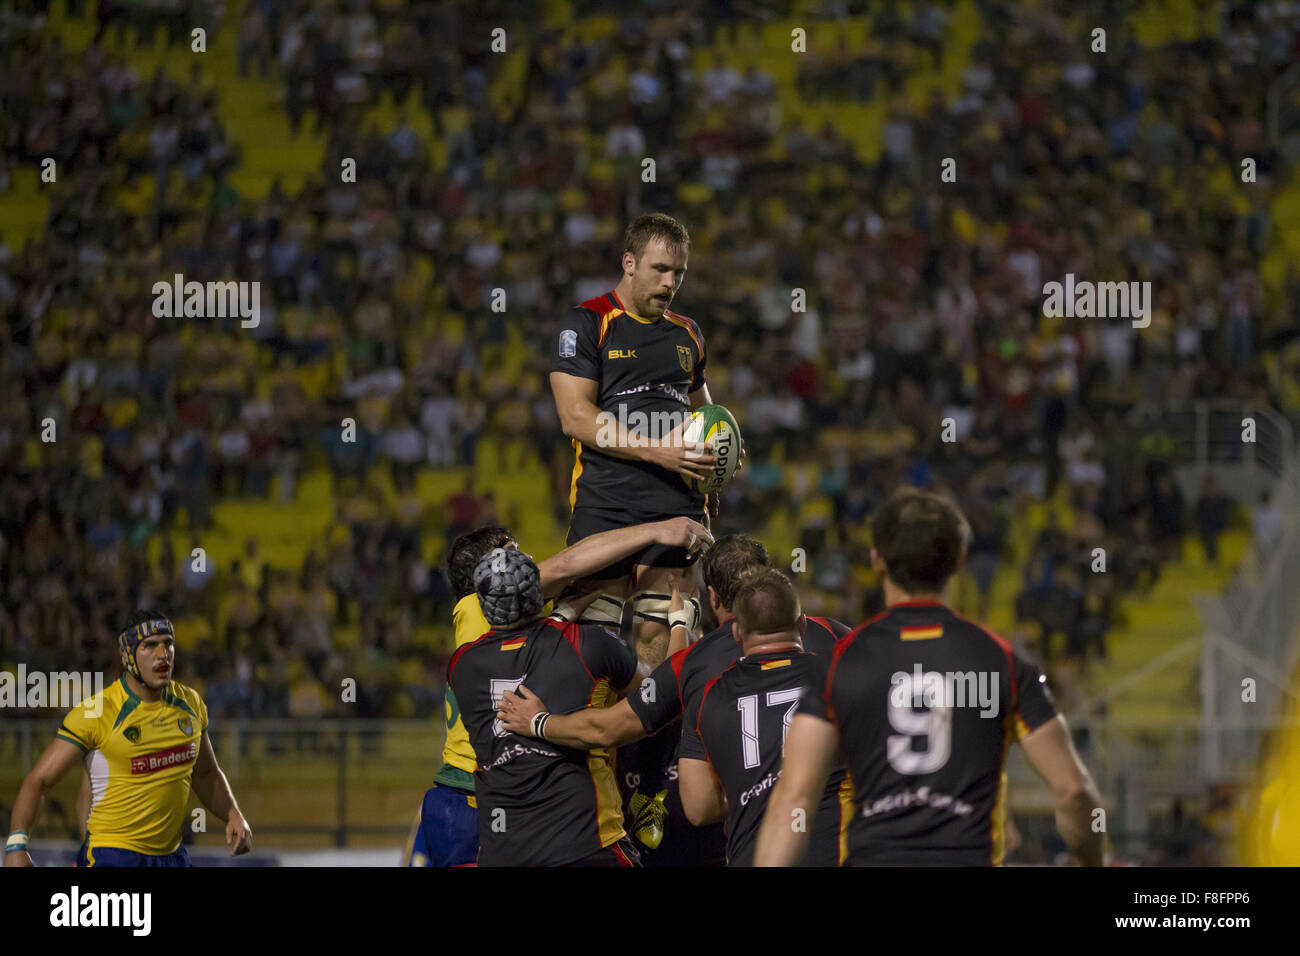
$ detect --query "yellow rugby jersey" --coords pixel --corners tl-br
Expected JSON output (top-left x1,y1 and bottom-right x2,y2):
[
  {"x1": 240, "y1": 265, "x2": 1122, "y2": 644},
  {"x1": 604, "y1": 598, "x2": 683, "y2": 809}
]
[
  {"x1": 56, "y1": 677, "x2": 208, "y2": 856},
  {"x1": 434, "y1": 594, "x2": 491, "y2": 790}
]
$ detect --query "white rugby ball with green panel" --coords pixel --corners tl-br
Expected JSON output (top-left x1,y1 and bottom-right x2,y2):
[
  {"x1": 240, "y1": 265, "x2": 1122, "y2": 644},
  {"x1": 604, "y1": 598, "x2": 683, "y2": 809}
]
[{"x1": 680, "y1": 404, "x2": 742, "y2": 495}]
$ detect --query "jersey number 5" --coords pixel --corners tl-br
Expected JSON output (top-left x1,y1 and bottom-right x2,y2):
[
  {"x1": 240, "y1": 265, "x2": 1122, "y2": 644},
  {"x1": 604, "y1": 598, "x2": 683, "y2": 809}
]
[
  {"x1": 737, "y1": 688, "x2": 804, "y2": 770},
  {"x1": 490, "y1": 676, "x2": 526, "y2": 738}
]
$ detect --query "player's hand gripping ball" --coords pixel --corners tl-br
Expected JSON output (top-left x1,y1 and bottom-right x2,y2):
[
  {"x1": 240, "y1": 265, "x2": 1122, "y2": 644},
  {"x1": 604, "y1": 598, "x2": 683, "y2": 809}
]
[{"x1": 680, "y1": 404, "x2": 741, "y2": 495}]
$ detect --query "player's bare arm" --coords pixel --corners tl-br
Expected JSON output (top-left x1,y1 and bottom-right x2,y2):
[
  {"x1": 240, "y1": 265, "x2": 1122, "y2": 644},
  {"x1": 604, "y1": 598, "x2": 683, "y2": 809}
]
[
  {"x1": 688, "y1": 384, "x2": 713, "y2": 409},
  {"x1": 754, "y1": 713, "x2": 839, "y2": 867},
  {"x1": 4, "y1": 737, "x2": 84, "y2": 867},
  {"x1": 191, "y1": 730, "x2": 253, "y2": 856},
  {"x1": 1019, "y1": 715, "x2": 1108, "y2": 866},
  {"x1": 551, "y1": 371, "x2": 717, "y2": 482},
  {"x1": 678, "y1": 757, "x2": 727, "y2": 826},
  {"x1": 498, "y1": 686, "x2": 648, "y2": 749},
  {"x1": 537, "y1": 517, "x2": 712, "y2": 598},
  {"x1": 497, "y1": 582, "x2": 696, "y2": 747}
]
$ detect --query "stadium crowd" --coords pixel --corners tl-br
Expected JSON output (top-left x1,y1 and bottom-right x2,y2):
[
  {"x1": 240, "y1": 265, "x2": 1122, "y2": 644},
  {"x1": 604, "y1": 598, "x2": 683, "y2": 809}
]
[{"x1": 2, "y1": 0, "x2": 1299, "y2": 738}]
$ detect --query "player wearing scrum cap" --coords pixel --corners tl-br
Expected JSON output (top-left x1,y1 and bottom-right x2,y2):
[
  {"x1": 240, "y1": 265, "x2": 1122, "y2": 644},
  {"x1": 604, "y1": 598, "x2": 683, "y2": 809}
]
[
  {"x1": 447, "y1": 549, "x2": 655, "y2": 866},
  {"x1": 4, "y1": 610, "x2": 251, "y2": 867},
  {"x1": 406, "y1": 516, "x2": 709, "y2": 867},
  {"x1": 496, "y1": 534, "x2": 850, "y2": 862}
]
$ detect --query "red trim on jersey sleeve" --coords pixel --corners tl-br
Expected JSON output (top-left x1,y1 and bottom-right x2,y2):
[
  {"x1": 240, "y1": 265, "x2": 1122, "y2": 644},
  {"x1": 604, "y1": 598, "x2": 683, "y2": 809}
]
[
  {"x1": 858, "y1": 607, "x2": 893, "y2": 631},
  {"x1": 545, "y1": 618, "x2": 596, "y2": 682},
  {"x1": 580, "y1": 293, "x2": 617, "y2": 314},
  {"x1": 577, "y1": 294, "x2": 620, "y2": 348},
  {"x1": 694, "y1": 671, "x2": 728, "y2": 765},
  {"x1": 805, "y1": 615, "x2": 851, "y2": 642},
  {"x1": 669, "y1": 646, "x2": 690, "y2": 706},
  {"x1": 951, "y1": 609, "x2": 1018, "y2": 709},
  {"x1": 662, "y1": 310, "x2": 704, "y2": 360},
  {"x1": 822, "y1": 620, "x2": 876, "y2": 721},
  {"x1": 447, "y1": 630, "x2": 495, "y2": 681}
]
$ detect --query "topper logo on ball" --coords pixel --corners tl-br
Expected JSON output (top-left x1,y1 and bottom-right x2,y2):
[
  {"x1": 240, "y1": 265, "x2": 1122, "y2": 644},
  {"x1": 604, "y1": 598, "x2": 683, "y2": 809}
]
[{"x1": 706, "y1": 426, "x2": 734, "y2": 490}]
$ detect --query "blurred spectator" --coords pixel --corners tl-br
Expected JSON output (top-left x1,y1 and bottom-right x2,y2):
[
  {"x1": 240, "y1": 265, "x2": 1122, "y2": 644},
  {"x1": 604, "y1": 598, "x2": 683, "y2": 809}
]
[
  {"x1": 2, "y1": 0, "x2": 1296, "y2": 731},
  {"x1": 1194, "y1": 473, "x2": 1232, "y2": 566}
]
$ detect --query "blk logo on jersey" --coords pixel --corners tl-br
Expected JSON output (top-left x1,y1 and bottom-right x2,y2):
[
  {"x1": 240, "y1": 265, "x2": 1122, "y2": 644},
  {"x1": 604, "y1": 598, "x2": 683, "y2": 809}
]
[
  {"x1": 677, "y1": 345, "x2": 692, "y2": 372},
  {"x1": 130, "y1": 741, "x2": 197, "y2": 775},
  {"x1": 123, "y1": 725, "x2": 141, "y2": 743}
]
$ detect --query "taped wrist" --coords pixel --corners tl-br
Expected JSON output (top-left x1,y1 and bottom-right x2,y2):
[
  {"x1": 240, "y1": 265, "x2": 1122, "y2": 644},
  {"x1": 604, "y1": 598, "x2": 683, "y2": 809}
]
[{"x1": 633, "y1": 591, "x2": 702, "y2": 634}]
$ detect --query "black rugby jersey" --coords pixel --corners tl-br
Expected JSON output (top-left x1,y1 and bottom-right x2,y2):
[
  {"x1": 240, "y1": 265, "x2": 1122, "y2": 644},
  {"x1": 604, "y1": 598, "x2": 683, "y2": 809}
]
[
  {"x1": 551, "y1": 290, "x2": 707, "y2": 516},
  {"x1": 447, "y1": 616, "x2": 636, "y2": 866},
  {"x1": 695, "y1": 650, "x2": 850, "y2": 866},
  {"x1": 797, "y1": 601, "x2": 1058, "y2": 866},
  {"x1": 627, "y1": 616, "x2": 850, "y2": 745},
  {"x1": 622, "y1": 615, "x2": 847, "y2": 868}
]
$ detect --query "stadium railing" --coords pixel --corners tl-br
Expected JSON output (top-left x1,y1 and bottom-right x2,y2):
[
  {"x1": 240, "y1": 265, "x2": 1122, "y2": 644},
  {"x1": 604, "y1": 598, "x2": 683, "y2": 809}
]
[
  {"x1": 1, "y1": 718, "x2": 442, "y2": 848},
  {"x1": 1160, "y1": 400, "x2": 1294, "y2": 502},
  {"x1": 1199, "y1": 449, "x2": 1300, "y2": 782},
  {"x1": 1268, "y1": 61, "x2": 1300, "y2": 162}
]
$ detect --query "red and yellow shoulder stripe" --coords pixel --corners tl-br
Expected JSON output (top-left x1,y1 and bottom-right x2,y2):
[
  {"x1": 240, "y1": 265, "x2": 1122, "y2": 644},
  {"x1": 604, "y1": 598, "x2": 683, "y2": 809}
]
[
  {"x1": 579, "y1": 293, "x2": 623, "y2": 347},
  {"x1": 662, "y1": 309, "x2": 704, "y2": 361}
]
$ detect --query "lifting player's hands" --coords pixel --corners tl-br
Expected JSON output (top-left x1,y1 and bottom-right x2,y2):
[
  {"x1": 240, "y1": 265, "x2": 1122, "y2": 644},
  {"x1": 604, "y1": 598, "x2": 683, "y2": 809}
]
[
  {"x1": 653, "y1": 516, "x2": 713, "y2": 555},
  {"x1": 666, "y1": 574, "x2": 703, "y2": 635},
  {"x1": 497, "y1": 685, "x2": 548, "y2": 737},
  {"x1": 226, "y1": 810, "x2": 253, "y2": 856},
  {"x1": 644, "y1": 418, "x2": 717, "y2": 483}
]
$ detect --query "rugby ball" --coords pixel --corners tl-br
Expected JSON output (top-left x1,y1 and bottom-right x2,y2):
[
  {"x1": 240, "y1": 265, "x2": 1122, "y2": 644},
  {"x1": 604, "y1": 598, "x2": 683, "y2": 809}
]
[{"x1": 681, "y1": 404, "x2": 742, "y2": 495}]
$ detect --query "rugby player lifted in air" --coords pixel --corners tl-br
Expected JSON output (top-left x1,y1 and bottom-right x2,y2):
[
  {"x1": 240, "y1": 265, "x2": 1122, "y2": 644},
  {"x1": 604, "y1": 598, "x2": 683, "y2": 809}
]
[
  {"x1": 549, "y1": 212, "x2": 727, "y2": 663},
  {"x1": 4, "y1": 611, "x2": 252, "y2": 868},
  {"x1": 550, "y1": 212, "x2": 734, "y2": 846}
]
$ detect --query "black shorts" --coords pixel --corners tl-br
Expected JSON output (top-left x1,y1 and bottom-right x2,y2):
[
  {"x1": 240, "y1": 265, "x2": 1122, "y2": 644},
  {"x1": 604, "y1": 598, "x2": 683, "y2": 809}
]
[{"x1": 566, "y1": 507, "x2": 703, "y2": 581}]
